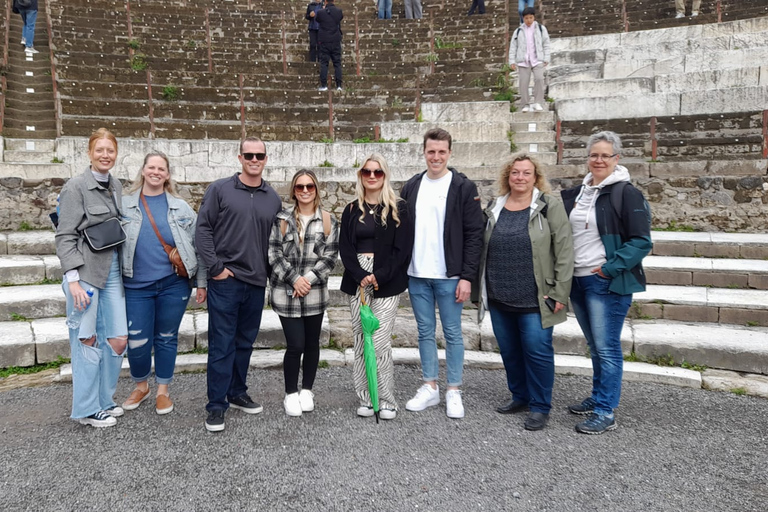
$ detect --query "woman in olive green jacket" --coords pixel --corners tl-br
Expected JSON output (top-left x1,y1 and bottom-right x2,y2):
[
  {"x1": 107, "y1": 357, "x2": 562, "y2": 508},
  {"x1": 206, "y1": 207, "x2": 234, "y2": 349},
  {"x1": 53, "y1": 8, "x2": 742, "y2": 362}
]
[{"x1": 475, "y1": 153, "x2": 573, "y2": 431}]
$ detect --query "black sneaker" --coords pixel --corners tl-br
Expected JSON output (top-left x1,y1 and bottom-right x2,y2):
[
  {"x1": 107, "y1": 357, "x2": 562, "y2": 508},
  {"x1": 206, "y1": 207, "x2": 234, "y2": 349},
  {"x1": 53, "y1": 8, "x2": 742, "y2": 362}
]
[
  {"x1": 524, "y1": 412, "x2": 549, "y2": 431},
  {"x1": 205, "y1": 410, "x2": 225, "y2": 432},
  {"x1": 229, "y1": 394, "x2": 263, "y2": 414},
  {"x1": 79, "y1": 410, "x2": 117, "y2": 428},
  {"x1": 567, "y1": 397, "x2": 596, "y2": 415},
  {"x1": 575, "y1": 412, "x2": 617, "y2": 435}
]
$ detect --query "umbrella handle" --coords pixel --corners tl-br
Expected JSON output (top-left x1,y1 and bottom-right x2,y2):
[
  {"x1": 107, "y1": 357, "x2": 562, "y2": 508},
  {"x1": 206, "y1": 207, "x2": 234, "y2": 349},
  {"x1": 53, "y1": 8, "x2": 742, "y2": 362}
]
[{"x1": 359, "y1": 284, "x2": 367, "y2": 306}]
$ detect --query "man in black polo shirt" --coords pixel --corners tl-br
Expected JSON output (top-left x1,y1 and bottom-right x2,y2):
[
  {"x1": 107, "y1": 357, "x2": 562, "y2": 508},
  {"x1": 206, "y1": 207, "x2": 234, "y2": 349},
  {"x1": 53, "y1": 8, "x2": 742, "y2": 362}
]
[{"x1": 316, "y1": 0, "x2": 343, "y2": 92}]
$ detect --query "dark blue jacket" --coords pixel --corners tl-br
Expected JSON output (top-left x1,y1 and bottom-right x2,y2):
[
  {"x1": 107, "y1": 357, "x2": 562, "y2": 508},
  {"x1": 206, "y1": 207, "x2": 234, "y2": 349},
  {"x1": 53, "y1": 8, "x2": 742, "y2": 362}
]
[
  {"x1": 13, "y1": 0, "x2": 38, "y2": 12},
  {"x1": 561, "y1": 182, "x2": 652, "y2": 295},
  {"x1": 306, "y1": 1, "x2": 322, "y2": 31},
  {"x1": 316, "y1": 2, "x2": 343, "y2": 44}
]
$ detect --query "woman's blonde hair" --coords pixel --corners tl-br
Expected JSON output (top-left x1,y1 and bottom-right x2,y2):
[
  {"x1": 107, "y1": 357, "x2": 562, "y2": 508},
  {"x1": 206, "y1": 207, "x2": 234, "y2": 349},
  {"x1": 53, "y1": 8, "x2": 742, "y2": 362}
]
[
  {"x1": 498, "y1": 152, "x2": 551, "y2": 195},
  {"x1": 354, "y1": 153, "x2": 401, "y2": 228},
  {"x1": 290, "y1": 170, "x2": 322, "y2": 236},
  {"x1": 127, "y1": 151, "x2": 179, "y2": 196}
]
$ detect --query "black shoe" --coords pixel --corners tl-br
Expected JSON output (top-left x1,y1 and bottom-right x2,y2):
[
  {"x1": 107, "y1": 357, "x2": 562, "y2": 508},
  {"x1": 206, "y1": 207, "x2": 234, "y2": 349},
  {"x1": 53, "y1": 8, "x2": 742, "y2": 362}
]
[
  {"x1": 575, "y1": 412, "x2": 617, "y2": 435},
  {"x1": 496, "y1": 399, "x2": 529, "y2": 414},
  {"x1": 229, "y1": 394, "x2": 263, "y2": 414},
  {"x1": 524, "y1": 412, "x2": 549, "y2": 431},
  {"x1": 205, "y1": 410, "x2": 225, "y2": 432},
  {"x1": 567, "y1": 397, "x2": 596, "y2": 415}
]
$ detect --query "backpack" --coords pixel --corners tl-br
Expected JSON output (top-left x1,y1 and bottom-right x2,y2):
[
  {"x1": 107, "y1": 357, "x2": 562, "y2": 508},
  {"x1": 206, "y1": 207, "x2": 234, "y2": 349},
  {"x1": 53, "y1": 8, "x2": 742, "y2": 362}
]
[
  {"x1": 512, "y1": 23, "x2": 543, "y2": 41},
  {"x1": 280, "y1": 210, "x2": 332, "y2": 237}
]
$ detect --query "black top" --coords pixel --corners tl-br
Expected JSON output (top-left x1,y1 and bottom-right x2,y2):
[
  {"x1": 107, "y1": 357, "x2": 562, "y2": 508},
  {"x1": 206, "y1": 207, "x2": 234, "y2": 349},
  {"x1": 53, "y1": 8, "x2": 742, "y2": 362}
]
[
  {"x1": 316, "y1": 3, "x2": 343, "y2": 44},
  {"x1": 354, "y1": 205, "x2": 377, "y2": 253},
  {"x1": 339, "y1": 200, "x2": 414, "y2": 298},
  {"x1": 486, "y1": 208, "x2": 539, "y2": 312}
]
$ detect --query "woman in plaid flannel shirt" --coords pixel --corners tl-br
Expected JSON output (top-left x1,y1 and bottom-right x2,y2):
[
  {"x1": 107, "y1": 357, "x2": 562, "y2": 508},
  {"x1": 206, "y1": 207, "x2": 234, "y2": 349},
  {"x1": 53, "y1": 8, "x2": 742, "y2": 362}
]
[{"x1": 268, "y1": 170, "x2": 339, "y2": 417}]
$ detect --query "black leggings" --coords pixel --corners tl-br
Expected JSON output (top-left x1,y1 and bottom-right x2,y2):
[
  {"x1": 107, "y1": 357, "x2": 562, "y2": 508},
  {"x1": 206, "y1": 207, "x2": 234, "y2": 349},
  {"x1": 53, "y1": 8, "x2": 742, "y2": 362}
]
[{"x1": 279, "y1": 314, "x2": 324, "y2": 394}]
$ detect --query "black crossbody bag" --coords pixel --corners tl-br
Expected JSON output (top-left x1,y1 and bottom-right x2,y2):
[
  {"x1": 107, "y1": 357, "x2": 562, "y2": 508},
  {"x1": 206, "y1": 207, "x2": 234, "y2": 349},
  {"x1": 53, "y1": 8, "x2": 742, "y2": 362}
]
[{"x1": 83, "y1": 182, "x2": 126, "y2": 251}]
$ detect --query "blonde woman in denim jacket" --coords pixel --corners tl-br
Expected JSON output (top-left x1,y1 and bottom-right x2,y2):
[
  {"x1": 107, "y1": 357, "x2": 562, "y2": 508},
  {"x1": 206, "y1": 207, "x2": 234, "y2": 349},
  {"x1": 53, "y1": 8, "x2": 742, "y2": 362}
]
[
  {"x1": 55, "y1": 128, "x2": 128, "y2": 428},
  {"x1": 120, "y1": 152, "x2": 207, "y2": 415}
]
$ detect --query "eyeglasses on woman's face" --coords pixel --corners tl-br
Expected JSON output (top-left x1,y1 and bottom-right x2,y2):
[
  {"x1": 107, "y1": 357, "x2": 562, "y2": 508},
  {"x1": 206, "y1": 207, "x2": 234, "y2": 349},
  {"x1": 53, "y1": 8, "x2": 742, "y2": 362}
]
[
  {"x1": 588, "y1": 153, "x2": 618, "y2": 162},
  {"x1": 360, "y1": 168, "x2": 384, "y2": 178},
  {"x1": 294, "y1": 183, "x2": 316, "y2": 192}
]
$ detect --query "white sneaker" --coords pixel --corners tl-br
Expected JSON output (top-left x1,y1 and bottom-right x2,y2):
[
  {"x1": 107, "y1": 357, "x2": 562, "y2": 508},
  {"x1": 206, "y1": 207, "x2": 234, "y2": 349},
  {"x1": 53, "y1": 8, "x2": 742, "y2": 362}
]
[
  {"x1": 336, "y1": 87, "x2": 343, "y2": 92},
  {"x1": 405, "y1": 384, "x2": 440, "y2": 412},
  {"x1": 298, "y1": 389, "x2": 314, "y2": 412},
  {"x1": 284, "y1": 392, "x2": 302, "y2": 417},
  {"x1": 675, "y1": 12, "x2": 685, "y2": 18},
  {"x1": 20, "y1": 38, "x2": 26, "y2": 46},
  {"x1": 318, "y1": 86, "x2": 328, "y2": 92},
  {"x1": 691, "y1": 11, "x2": 699, "y2": 16},
  {"x1": 79, "y1": 410, "x2": 117, "y2": 428},
  {"x1": 357, "y1": 405, "x2": 374, "y2": 417},
  {"x1": 521, "y1": 105, "x2": 531, "y2": 112},
  {"x1": 25, "y1": 47, "x2": 38, "y2": 54},
  {"x1": 446, "y1": 389, "x2": 465, "y2": 419},
  {"x1": 105, "y1": 406, "x2": 124, "y2": 417},
  {"x1": 532, "y1": 103, "x2": 544, "y2": 111},
  {"x1": 380, "y1": 408, "x2": 397, "y2": 420}
]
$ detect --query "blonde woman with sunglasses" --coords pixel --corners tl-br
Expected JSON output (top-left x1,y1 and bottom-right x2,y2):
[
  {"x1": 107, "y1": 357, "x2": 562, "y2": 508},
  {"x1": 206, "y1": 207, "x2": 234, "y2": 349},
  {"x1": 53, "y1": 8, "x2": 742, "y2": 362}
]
[
  {"x1": 339, "y1": 154, "x2": 414, "y2": 420},
  {"x1": 268, "y1": 170, "x2": 339, "y2": 417}
]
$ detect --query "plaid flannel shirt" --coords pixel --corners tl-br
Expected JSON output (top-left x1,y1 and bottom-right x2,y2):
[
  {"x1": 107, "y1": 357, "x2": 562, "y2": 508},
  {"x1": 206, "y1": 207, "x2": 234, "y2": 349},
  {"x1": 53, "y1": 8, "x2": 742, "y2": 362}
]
[{"x1": 268, "y1": 207, "x2": 339, "y2": 317}]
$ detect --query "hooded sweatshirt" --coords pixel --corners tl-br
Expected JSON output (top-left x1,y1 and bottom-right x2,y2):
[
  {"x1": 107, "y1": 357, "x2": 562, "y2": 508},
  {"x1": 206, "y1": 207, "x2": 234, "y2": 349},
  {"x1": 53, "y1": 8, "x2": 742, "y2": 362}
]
[{"x1": 569, "y1": 165, "x2": 631, "y2": 276}]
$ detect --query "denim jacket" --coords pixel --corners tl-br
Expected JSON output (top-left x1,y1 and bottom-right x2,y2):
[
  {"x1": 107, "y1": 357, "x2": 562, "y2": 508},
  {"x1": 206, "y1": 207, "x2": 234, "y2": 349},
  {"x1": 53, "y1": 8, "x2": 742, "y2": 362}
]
[{"x1": 121, "y1": 191, "x2": 207, "y2": 288}]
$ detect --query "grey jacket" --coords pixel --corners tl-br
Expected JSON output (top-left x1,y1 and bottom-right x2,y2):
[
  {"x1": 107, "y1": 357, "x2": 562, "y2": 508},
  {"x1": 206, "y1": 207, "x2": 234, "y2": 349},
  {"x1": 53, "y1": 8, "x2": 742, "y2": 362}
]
[
  {"x1": 508, "y1": 21, "x2": 551, "y2": 66},
  {"x1": 55, "y1": 168, "x2": 124, "y2": 289},
  {"x1": 473, "y1": 189, "x2": 573, "y2": 329},
  {"x1": 121, "y1": 191, "x2": 207, "y2": 288}
]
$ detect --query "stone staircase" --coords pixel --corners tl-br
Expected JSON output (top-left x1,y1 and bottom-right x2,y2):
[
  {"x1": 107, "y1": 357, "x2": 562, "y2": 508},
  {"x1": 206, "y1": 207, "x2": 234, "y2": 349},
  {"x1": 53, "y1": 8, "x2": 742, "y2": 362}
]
[{"x1": 1, "y1": 229, "x2": 767, "y2": 390}]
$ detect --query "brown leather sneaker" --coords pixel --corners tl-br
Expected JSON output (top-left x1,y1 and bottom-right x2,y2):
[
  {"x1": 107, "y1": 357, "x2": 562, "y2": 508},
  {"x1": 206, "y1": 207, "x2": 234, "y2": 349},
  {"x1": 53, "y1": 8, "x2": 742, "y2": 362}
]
[
  {"x1": 122, "y1": 387, "x2": 151, "y2": 411},
  {"x1": 156, "y1": 394, "x2": 174, "y2": 415}
]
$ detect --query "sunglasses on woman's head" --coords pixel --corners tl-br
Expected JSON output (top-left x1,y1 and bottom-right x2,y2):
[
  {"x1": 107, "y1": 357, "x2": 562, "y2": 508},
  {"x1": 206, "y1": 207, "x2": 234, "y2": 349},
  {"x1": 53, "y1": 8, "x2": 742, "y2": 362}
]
[
  {"x1": 360, "y1": 168, "x2": 384, "y2": 178},
  {"x1": 294, "y1": 183, "x2": 316, "y2": 192},
  {"x1": 241, "y1": 152, "x2": 267, "y2": 161}
]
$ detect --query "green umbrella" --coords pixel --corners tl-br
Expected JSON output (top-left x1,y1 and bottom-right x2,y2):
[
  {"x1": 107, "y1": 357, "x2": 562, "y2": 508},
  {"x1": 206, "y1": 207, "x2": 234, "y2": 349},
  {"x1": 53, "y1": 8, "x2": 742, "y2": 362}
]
[{"x1": 359, "y1": 285, "x2": 381, "y2": 423}]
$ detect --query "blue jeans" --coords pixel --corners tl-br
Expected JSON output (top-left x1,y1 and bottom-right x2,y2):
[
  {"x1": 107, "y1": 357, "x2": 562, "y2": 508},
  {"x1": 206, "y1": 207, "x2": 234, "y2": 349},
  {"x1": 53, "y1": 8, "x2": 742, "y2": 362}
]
[
  {"x1": 408, "y1": 277, "x2": 465, "y2": 387},
  {"x1": 20, "y1": 8, "x2": 37, "y2": 48},
  {"x1": 569, "y1": 274, "x2": 632, "y2": 416},
  {"x1": 63, "y1": 251, "x2": 127, "y2": 419},
  {"x1": 206, "y1": 277, "x2": 265, "y2": 412},
  {"x1": 518, "y1": 0, "x2": 534, "y2": 23},
  {"x1": 378, "y1": 0, "x2": 392, "y2": 18},
  {"x1": 125, "y1": 274, "x2": 191, "y2": 385},
  {"x1": 488, "y1": 305, "x2": 554, "y2": 414}
]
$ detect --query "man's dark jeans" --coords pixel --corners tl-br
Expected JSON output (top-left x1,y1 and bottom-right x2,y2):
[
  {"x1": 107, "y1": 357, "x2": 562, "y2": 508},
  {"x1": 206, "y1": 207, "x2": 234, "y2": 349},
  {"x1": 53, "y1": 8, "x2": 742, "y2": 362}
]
[
  {"x1": 319, "y1": 41, "x2": 342, "y2": 88},
  {"x1": 206, "y1": 277, "x2": 265, "y2": 412}
]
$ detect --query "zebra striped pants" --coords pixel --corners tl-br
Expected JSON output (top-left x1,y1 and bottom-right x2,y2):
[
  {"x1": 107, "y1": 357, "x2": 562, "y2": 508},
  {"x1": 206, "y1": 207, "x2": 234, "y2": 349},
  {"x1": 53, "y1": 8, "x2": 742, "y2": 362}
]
[{"x1": 348, "y1": 254, "x2": 400, "y2": 410}]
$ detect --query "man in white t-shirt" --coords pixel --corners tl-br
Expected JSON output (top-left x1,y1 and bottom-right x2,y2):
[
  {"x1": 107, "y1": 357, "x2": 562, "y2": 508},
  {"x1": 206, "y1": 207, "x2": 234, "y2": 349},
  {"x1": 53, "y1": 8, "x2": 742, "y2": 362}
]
[{"x1": 400, "y1": 128, "x2": 485, "y2": 418}]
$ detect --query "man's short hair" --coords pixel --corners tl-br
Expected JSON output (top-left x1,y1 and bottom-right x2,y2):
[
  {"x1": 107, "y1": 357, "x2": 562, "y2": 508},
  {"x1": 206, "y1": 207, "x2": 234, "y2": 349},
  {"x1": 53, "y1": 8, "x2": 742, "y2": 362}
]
[
  {"x1": 240, "y1": 136, "x2": 264, "y2": 154},
  {"x1": 423, "y1": 128, "x2": 452, "y2": 150},
  {"x1": 522, "y1": 7, "x2": 536, "y2": 16}
]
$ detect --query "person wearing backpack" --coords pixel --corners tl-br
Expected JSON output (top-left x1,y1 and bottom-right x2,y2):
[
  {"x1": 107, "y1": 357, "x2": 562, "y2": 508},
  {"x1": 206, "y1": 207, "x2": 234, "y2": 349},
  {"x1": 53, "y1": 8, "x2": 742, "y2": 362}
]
[
  {"x1": 473, "y1": 153, "x2": 573, "y2": 431},
  {"x1": 508, "y1": 7, "x2": 550, "y2": 112},
  {"x1": 268, "y1": 170, "x2": 339, "y2": 417},
  {"x1": 13, "y1": 0, "x2": 39, "y2": 54},
  {"x1": 560, "y1": 131, "x2": 652, "y2": 435}
]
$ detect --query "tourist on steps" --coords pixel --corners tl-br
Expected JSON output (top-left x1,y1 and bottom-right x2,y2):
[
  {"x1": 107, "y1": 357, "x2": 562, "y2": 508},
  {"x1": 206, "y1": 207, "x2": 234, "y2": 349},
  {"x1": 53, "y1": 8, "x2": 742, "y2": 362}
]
[
  {"x1": 675, "y1": 0, "x2": 700, "y2": 18},
  {"x1": 55, "y1": 128, "x2": 128, "y2": 428},
  {"x1": 120, "y1": 152, "x2": 207, "y2": 416},
  {"x1": 268, "y1": 170, "x2": 339, "y2": 418},
  {"x1": 474, "y1": 153, "x2": 573, "y2": 431},
  {"x1": 560, "y1": 131, "x2": 653, "y2": 435},
  {"x1": 316, "y1": 0, "x2": 343, "y2": 91},
  {"x1": 508, "y1": 7, "x2": 550, "y2": 113},
  {"x1": 13, "y1": 0, "x2": 39, "y2": 54},
  {"x1": 305, "y1": 0, "x2": 323, "y2": 62},
  {"x1": 340, "y1": 154, "x2": 414, "y2": 420}
]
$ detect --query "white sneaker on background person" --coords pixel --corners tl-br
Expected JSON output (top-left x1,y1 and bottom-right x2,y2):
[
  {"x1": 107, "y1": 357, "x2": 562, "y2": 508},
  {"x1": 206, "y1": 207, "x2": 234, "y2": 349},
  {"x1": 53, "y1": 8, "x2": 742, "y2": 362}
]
[{"x1": 405, "y1": 384, "x2": 440, "y2": 411}]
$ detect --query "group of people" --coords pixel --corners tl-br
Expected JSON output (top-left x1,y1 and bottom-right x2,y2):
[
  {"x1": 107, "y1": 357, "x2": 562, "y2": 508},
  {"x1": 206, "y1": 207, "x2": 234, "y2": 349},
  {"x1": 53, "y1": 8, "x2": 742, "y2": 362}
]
[{"x1": 55, "y1": 125, "x2": 651, "y2": 435}]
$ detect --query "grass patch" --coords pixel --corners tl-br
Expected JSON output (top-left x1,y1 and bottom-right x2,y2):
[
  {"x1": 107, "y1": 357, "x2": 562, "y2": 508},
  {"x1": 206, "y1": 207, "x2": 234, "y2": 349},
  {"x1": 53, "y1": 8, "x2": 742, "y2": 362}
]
[
  {"x1": 51, "y1": 156, "x2": 64, "y2": 164},
  {"x1": 424, "y1": 53, "x2": 438, "y2": 63},
  {"x1": 391, "y1": 39, "x2": 400, "y2": 47},
  {"x1": 0, "y1": 356, "x2": 69, "y2": 378},
  {"x1": 184, "y1": 346, "x2": 208, "y2": 355},
  {"x1": 730, "y1": 387, "x2": 747, "y2": 396},
  {"x1": 318, "y1": 360, "x2": 330, "y2": 369},
  {"x1": 127, "y1": 39, "x2": 140, "y2": 51},
  {"x1": 656, "y1": 221, "x2": 696, "y2": 232},
  {"x1": 318, "y1": 160, "x2": 334, "y2": 167},
  {"x1": 319, "y1": 137, "x2": 334, "y2": 144},
  {"x1": 681, "y1": 360, "x2": 708, "y2": 372},
  {"x1": 18, "y1": 221, "x2": 34, "y2": 231},
  {"x1": 629, "y1": 301, "x2": 653, "y2": 320},
  {"x1": 623, "y1": 351, "x2": 641, "y2": 362},
  {"x1": 645, "y1": 353, "x2": 676, "y2": 367},
  {"x1": 434, "y1": 37, "x2": 462, "y2": 49},
  {"x1": 746, "y1": 321, "x2": 759, "y2": 327},
  {"x1": 161, "y1": 85, "x2": 180, "y2": 101},
  {"x1": 10, "y1": 313, "x2": 31, "y2": 322},
  {"x1": 352, "y1": 136, "x2": 409, "y2": 144},
  {"x1": 186, "y1": 40, "x2": 197, "y2": 49},
  {"x1": 130, "y1": 53, "x2": 148, "y2": 71},
  {"x1": 506, "y1": 130, "x2": 517, "y2": 153},
  {"x1": 37, "y1": 277, "x2": 60, "y2": 285}
]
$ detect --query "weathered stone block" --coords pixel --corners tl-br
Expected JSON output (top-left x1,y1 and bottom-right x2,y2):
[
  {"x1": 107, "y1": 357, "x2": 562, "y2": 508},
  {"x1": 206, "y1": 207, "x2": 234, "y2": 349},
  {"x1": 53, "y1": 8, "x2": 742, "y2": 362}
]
[
  {"x1": 31, "y1": 317, "x2": 70, "y2": 363},
  {"x1": 719, "y1": 308, "x2": 768, "y2": 327},
  {"x1": 0, "y1": 322, "x2": 35, "y2": 368},
  {"x1": 663, "y1": 304, "x2": 720, "y2": 323},
  {"x1": 741, "y1": 246, "x2": 768, "y2": 259},
  {"x1": 694, "y1": 243, "x2": 740, "y2": 258},
  {"x1": 692, "y1": 272, "x2": 749, "y2": 289},
  {"x1": 652, "y1": 242, "x2": 695, "y2": 257},
  {"x1": 748, "y1": 274, "x2": 768, "y2": 290},
  {"x1": 646, "y1": 269, "x2": 692, "y2": 286}
]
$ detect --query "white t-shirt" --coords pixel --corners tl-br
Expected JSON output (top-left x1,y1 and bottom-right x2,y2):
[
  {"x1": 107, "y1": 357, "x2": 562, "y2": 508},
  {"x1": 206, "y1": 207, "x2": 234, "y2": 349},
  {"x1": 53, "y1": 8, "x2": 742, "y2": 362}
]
[
  {"x1": 570, "y1": 185, "x2": 607, "y2": 276},
  {"x1": 408, "y1": 172, "x2": 458, "y2": 279},
  {"x1": 298, "y1": 213, "x2": 314, "y2": 254}
]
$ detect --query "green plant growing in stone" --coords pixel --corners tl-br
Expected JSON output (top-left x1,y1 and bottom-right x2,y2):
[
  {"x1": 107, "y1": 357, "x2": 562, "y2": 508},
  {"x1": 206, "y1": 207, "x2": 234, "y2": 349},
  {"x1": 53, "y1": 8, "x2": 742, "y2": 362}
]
[
  {"x1": 416, "y1": 111, "x2": 424, "y2": 122},
  {"x1": 10, "y1": 313, "x2": 31, "y2": 321},
  {"x1": 0, "y1": 356, "x2": 70, "y2": 378},
  {"x1": 127, "y1": 39, "x2": 141, "y2": 50},
  {"x1": 37, "y1": 277, "x2": 60, "y2": 285},
  {"x1": 185, "y1": 346, "x2": 208, "y2": 354},
  {"x1": 353, "y1": 160, "x2": 360, "y2": 167},
  {"x1": 424, "y1": 53, "x2": 438, "y2": 63},
  {"x1": 681, "y1": 360, "x2": 707, "y2": 372},
  {"x1": 746, "y1": 321, "x2": 759, "y2": 327},
  {"x1": 730, "y1": 387, "x2": 747, "y2": 396},
  {"x1": 319, "y1": 160, "x2": 334, "y2": 167},
  {"x1": 507, "y1": 130, "x2": 518, "y2": 153},
  {"x1": 18, "y1": 221, "x2": 33, "y2": 231},
  {"x1": 630, "y1": 301, "x2": 653, "y2": 320},
  {"x1": 161, "y1": 85, "x2": 181, "y2": 101},
  {"x1": 657, "y1": 221, "x2": 695, "y2": 232},
  {"x1": 318, "y1": 360, "x2": 330, "y2": 369},
  {"x1": 51, "y1": 156, "x2": 64, "y2": 163},
  {"x1": 130, "y1": 53, "x2": 148, "y2": 71},
  {"x1": 319, "y1": 136, "x2": 334, "y2": 144},
  {"x1": 623, "y1": 351, "x2": 641, "y2": 362},
  {"x1": 646, "y1": 353, "x2": 676, "y2": 367},
  {"x1": 186, "y1": 40, "x2": 197, "y2": 49},
  {"x1": 545, "y1": 96, "x2": 555, "y2": 103},
  {"x1": 469, "y1": 77, "x2": 488, "y2": 88},
  {"x1": 391, "y1": 96, "x2": 403, "y2": 108},
  {"x1": 434, "y1": 37, "x2": 462, "y2": 49},
  {"x1": 392, "y1": 38, "x2": 400, "y2": 47}
]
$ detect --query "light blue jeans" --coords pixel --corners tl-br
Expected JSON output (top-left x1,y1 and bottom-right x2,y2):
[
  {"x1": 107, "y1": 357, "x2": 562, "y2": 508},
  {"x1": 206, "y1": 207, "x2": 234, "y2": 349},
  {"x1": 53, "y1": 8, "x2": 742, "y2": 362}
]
[
  {"x1": 63, "y1": 251, "x2": 128, "y2": 419},
  {"x1": 518, "y1": 0, "x2": 535, "y2": 23},
  {"x1": 20, "y1": 8, "x2": 37, "y2": 48},
  {"x1": 569, "y1": 274, "x2": 632, "y2": 416},
  {"x1": 378, "y1": 0, "x2": 392, "y2": 19},
  {"x1": 408, "y1": 277, "x2": 465, "y2": 387}
]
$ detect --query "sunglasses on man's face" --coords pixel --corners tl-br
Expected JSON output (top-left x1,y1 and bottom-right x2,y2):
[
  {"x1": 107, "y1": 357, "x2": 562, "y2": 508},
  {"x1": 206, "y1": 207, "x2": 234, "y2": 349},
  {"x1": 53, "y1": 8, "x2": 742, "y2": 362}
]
[
  {"x1": 242, "y1": 152, "x2": 267, "y2": 161},
  {"x1": 294, "y1": 183, "x2": 317, "y2": 192},
  {"x1": 360, "y1": 168, "x2": 384, "y2": 178}
]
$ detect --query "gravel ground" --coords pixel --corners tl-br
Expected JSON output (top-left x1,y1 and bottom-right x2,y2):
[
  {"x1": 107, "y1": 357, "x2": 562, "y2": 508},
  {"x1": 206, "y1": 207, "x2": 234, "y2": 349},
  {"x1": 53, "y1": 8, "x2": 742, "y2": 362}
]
[{"x1": 1, "y1": 365, "x2": 767, "y2": 511}]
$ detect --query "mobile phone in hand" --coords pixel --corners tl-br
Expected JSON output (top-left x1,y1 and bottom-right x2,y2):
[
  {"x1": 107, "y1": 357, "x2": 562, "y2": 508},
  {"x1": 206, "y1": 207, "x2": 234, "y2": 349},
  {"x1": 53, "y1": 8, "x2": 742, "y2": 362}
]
[{"x1": 545, "y1": 297, "x2": 557, "y2": 312}]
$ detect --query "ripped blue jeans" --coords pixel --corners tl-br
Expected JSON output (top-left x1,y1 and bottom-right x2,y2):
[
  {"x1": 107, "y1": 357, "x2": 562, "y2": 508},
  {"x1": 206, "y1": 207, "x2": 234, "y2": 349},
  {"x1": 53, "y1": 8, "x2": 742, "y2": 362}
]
[
  {"x1": 125, "y1": 273, "x2": 191, "y2": 385},
  {"x1": 63, "y1": 251, "x2": 127, "y2": 419}
]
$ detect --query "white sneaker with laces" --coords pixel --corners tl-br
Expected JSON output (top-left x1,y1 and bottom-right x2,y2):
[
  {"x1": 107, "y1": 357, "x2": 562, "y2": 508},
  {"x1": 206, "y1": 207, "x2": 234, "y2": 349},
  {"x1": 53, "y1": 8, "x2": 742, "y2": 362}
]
[
  {"x1": 105, "y1": 405, "x2": 124, "y2": 417},
  {"x1": 675, "y1": 12, "x2": 685, "y2": 18},
  {"x1": 336, "y1": 87, "x2": 343, "y2": 92},
  {"x1": 79, "y1": 410, "x2": 117, "y2": 428},
  {"x1": 532, "y1": 103, "x2": 544, "y2": 111},
  {"x1": 691, "y1": 11, "x2": 699, "y2": 16},
  {"x1": 284, "y1": 392, "x2": 302, "y2": 417},
  {"x1": 446, "y1": 389, "x2": 465, "y2": 419},
  {"x1": 521, "y1": 105, "x2": 531, "y2": 112},
  {"x1": 299, "y1": 389, "x2": 314, "y2": 412},
  {"x1": 25, "y1": 47, "x2": 39, "y2": 54},
  {"x1": 380, "y1": 408, "x2": 397, "y2": 420},
  {"x1": 357, "y1": 405, "x2": 374, "y2": 417},
  {"x1": 20, "y1": 38, "x2": 26, "y2": 45},
  {"x1": 405, "y1": 384, "x2": 440, "y2": 411},
  {"x1": 318, "y1": 86, "x2": 328, "y2": 92}
]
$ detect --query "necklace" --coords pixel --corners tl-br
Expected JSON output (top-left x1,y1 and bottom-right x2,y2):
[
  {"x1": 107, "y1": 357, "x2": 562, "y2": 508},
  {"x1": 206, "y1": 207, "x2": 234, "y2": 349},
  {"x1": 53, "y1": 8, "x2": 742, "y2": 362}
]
[{"x1": 365, "y1": 202, "x2": 378, "y2": 215}]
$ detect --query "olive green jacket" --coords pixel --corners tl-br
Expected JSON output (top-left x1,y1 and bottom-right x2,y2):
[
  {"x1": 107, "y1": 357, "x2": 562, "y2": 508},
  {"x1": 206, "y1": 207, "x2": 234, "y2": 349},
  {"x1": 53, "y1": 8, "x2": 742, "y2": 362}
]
[{"x1": 472, "y1": 189, "x2": 574, "y2": 329}]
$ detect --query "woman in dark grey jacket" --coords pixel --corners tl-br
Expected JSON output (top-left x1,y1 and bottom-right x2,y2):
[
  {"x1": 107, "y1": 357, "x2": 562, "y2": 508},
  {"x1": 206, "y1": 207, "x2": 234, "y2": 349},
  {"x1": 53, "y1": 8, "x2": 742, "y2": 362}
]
[{"x1": 55, "y1": 128, "x2": 128, "y2": 428}]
